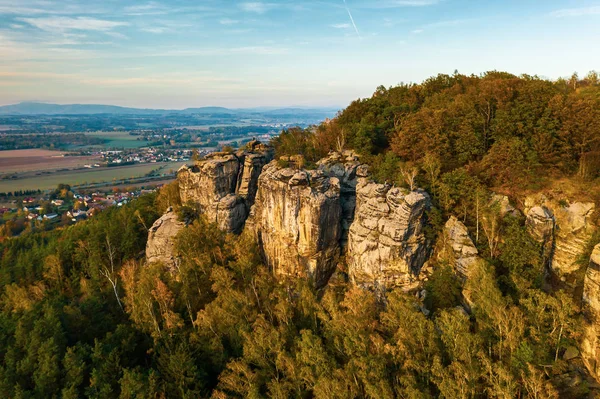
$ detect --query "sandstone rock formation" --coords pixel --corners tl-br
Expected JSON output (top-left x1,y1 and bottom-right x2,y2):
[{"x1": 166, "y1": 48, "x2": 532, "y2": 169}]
[
  {"x1": 177, "y1": 143, "x2": 272, "y2": 233},
  {"x1": 317, "y1": 151, "x2": 369, "y2": 248},
  {"x1": 439, "y1": 216, "x2": 480, "y2": 279},
  {"x1": 490, "y1": 194, "x2": 519, "y2": 218},
  {"x1": 146, "y1": 208, "x2": 185, "y2": 269},
  {"x1": 552, "y1": 202, "x2": 596, "y2": 278},
  {"x1": 582, "y1": 244, "x2": 600, "y2": 381},
  {"x1": 347, "y1": 179, "x2": 431, "y2": 291},
  {"x1": 249, "y1": 162, "x2": 342, "y2": 289},
  {"x1": 526, "y1": 205, "x2": 555, "y2": 265}
]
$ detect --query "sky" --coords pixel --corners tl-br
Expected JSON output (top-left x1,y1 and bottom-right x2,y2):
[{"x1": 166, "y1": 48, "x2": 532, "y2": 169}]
[{"x1": 1, "y1": 0, "x2": 599, "y2": 109}]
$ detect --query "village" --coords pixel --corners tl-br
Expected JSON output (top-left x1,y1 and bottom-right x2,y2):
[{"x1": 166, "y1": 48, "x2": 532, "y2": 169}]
[{"x1": 0, "y1": 185, "x2": 159, "y2": 238}]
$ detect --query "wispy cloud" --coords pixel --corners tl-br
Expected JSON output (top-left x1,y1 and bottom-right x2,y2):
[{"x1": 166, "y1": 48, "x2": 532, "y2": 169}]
[
  {"x1": 140, "y1": 27, "x2": 168, "y2": 34},
  {"x1": 19, "y1": 16, "x2": 128, "y2": 33},
  {"x1": 356, "y1": 0, "x2": 440, "y2": 9},
  {"x1": 410, "y1": 18, "x2": 471, "y2": 34},
  {"x1": 240, "y1": 2, "x2": 273, "y2": 14},
  {"x1": 331, "y1": 23, "x2": 351, "y2": 29},
  {"x1": 220, "y1": 18, "x2": 240, "y2": 25},
  {"x1": 549, "y1": 6, "x2": 600, "y2": 17},
  {"x1": 123, "y1": 1, "x2": 167, "y2": 15}
]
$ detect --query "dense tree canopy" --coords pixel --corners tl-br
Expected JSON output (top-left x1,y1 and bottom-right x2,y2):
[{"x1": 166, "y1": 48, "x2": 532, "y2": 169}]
[{"x1": 1, "y1": 72, "x2": 599, "y2": 398}]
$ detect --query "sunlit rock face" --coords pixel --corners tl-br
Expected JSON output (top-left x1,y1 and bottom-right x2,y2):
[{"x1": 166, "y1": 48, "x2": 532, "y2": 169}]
[
  {"x1": 347, "y1": 179, "x2": 431, "y2": 291},
  {"x1": 438, "y1": 216, "x2": 480, "y2": 279},
  {"x1": 526, "y1": 205, "x2": 555, "y2": 266},
  {"x1": 551, "y1": 202, "x2": 596, "y2": 278},
  {"x1": 249, "y1": 161, "x2": 342, "y2": 288},
  {"x1": 525, "y1": 195, "x2": 596, "y2": 282},
  {"x1": 582, "y1": 244, "x2": 600, "y2": 381},
  {"x1": 146, "y1": 208, "x2": 185, "y2": 269},
  {"x1": 177, "y1": 143, "x2": 272, "y2": 233}
]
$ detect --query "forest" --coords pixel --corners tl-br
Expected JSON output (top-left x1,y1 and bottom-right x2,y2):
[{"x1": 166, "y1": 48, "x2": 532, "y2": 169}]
[{"x1": 1, "y1": 71, "x2": 600, "y2": 398}]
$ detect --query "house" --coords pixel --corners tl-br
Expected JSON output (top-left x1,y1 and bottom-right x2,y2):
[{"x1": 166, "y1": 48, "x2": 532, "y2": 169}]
[
  {"x1": 44, "y1": 213, "x2": 59, "y2": 220},
  {"x1": 27, "y1": 213, "x2": 38, "y2": 220},
  {"x1": 51, "y1": 199, "x2": 64, "y2": 206}
]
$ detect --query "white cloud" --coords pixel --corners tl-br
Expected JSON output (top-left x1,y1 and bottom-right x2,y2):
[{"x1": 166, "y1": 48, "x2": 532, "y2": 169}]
[
  {"x1": 220, "y1": 18, "x2": 240, "y2": 25},
  {"x1": 411, "y1": 29, "x2": 423, "y2": 34},
  {"x1": 331, "y1": 23, "x2": 351, "y2": 29},
  {"x1": 141, "y1": 27, "x2": 168, "y2": 34},
  {"x1": 357, "y1": 0, "x2": 440, "y2": 8},
  {"x1": 19, "y1": 16, "x2": 129, "y2": 33},
  {"x1": 9, "y1": 24, "x2": 24, "y2": 29},
  {"x1": 240, "y1": 2, "x2": 272, "y2": 14},
  {"x1": 550, "y1": 6, "x2": 600, "y2": 17}
]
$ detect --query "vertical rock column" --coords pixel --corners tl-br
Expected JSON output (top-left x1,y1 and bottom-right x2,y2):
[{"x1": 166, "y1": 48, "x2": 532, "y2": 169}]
[
  {"x1": 249, "y1": 162, "x2": 342, "y2": 288},
  {"x1": 347, "y1": 179, "x2": 431, "y2": 291},
  {"x1": 582, "y1": 244, "x2": 600, "y2": 381}
]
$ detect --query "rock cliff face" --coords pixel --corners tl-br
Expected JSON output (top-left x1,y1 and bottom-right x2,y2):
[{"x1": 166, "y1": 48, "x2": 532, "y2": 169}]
[
  {"x1": 552, "y1": 202, "x2": 596, "y2": 278},
  {"x1": 525, "y1": 196, "x2": 596, "y2": 281},
  {"x1": 439, "y1": 216, "x2": 480, "y2": 279},
  {"x1": 317, "y1": 151, "x2": 369, "y2": 248},
  {"x1": 146, "y1": 208, "x2": 185, "y2": 269},
  {"x1": 526, "y1": 205, "x2": 555, "y2": 265},
  {"x1": 177, "y1": 143, "x2": 272, "y2": 233},
  {"x1": 582, "y1": 244, "x2": 600, "y2": 381},
  {"x1": 249, "y1": 162, "x2": 342, "y2": 288},
  {"x1": 347, "y1": 179, "x2": 431, "y2": 291}
]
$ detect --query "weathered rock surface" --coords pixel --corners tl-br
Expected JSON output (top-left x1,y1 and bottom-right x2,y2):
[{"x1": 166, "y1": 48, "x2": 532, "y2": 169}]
[
  {"x1": 249, "y1": 161, "x2": 343, "y2": 288},
  {"x1": 582, "y1": 244, "x2": 600, "y2": 381},
  {"x1": 552, "y1": 202, "x2": 596, "y2": 278},
  {"x1": 347, "y1": 179, "x2": 431, "y2": 291},
  {"x1": 439, "y1": 216, "x2": 480, "y2": 279},
  {"x1": 526, "y1": 205, "x2": 555, "y2": 265},
  {"x1": 490, "y1": 194, "x2": 520, "y2": 218},
  {"x1": 177, "y1": 143, "x2": 272, "y2": 233},
  {"x1": 317, "y1": 151, "x2": 368, "y2": 248},
  {"x1": 146, "y1": 208, "x2": 185, "y2": 269}
]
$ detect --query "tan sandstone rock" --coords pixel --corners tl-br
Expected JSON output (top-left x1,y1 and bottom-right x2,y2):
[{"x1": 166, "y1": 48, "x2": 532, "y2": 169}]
[
  {"x1": 146, "y1": 208, "x2": 185, "y2": 269},
  {"x1": 552, "y1": 202, "x2": 596, "y2": 278},
  {"x1": 582, "y1": 244, "x2": 600, "y2": 381},
  {"x1": 440, "y1": 216, "x2": 481, "y2": 279},
  {"x1": 177, "y1": 144, "x2": 272, "y2": 233},
  {"x1": 249, "y1": 161, "x2": 343, "y2": 288},
  {"x1": 347, "y1": 179, "x2": 431, "y2": 291}
]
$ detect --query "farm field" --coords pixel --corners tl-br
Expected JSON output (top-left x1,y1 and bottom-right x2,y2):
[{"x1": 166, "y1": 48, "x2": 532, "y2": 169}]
[
  {"x1": 0, "y1": 149, "x2": 100, "y2": 174},
  {"x1": 81, "y1": 131, "x2": 150, "y2": 149},
  {"x1": 0, "y1": 161, "x2": 186, "y2": 192}
]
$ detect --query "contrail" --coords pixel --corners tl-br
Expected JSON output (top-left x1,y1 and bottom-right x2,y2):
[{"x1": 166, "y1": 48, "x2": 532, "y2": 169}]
[{"x1": 343, "y1": 0, "x2": 361, "y2": 38}]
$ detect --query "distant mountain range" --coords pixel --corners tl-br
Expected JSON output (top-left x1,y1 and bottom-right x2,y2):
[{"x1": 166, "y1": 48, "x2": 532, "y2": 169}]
[{"x1": 0, "y1": 102, "x2": 340, "y2": 117}]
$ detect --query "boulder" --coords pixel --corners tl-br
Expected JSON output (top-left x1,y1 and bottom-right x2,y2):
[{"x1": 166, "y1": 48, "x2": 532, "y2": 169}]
[{"x1": 347, "y1": 179, "x2": 431, "y2": 291}]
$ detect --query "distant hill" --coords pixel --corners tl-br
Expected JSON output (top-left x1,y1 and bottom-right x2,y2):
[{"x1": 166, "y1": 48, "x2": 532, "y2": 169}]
[{"x1": 0, "y1": 102, "x2": 339, "y2": 117}]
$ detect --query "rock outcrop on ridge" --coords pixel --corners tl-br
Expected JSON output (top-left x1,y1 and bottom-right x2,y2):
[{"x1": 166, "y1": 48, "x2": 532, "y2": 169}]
[
  {"x1": 146, "y1": 207, "x2": 185, "y2": 269},
  {"x1": 438, "y1": 216, "x2": 481, "y2": 279},
  {"x1": 248, "y1": 161, "x2": 343, "y2": 289},
  {"x1": 317, "y1": 151, "x2": 369, "y2": 248},
  {"x1": 177, "y1": 141, "x2": 272, "y2": 233},
  {"x1": 347, "y1": 179, "x2": 431, "y2": 291},
  {"x1": 582, "y1": 244, "x2": 600, "y2": 381}
]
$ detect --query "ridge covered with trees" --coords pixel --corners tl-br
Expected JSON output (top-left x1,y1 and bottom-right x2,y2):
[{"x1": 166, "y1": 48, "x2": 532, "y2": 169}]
[{"x1": 1, "y1": 71, "x2": 600, "y2": 398}]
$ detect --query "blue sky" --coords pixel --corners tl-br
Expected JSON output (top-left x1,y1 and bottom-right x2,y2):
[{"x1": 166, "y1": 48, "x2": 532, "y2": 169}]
[{"x1": 1, "y1": 0, "x2": 599, "y2": 109}]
